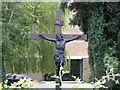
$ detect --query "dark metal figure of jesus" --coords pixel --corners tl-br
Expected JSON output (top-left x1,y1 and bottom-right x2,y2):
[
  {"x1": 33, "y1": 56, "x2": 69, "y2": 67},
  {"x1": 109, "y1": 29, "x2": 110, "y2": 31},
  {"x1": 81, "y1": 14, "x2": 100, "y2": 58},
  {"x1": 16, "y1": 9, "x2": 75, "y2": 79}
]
[
  {"x1": 30, "y1": 10, "x2": 87, "y2": 89},
  {"x1": 39, "y1": 34, "x2": 81, "y2": 76}
]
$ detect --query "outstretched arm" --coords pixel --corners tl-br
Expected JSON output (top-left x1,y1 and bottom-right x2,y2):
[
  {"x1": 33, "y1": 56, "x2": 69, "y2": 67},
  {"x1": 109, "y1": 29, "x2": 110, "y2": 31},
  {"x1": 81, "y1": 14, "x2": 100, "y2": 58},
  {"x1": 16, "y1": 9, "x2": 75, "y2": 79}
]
[
  {"x1": 65, "y1": 35, "x2": 81, "y2": 43},
  {"x1": 39, "y1": 34, "x2": 55, "y2": 42}
]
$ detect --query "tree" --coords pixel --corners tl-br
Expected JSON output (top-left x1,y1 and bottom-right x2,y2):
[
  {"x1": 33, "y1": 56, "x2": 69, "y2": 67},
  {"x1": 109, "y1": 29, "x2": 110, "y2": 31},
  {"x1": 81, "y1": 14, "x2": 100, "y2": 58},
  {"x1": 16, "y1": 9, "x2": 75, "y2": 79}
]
[
  {"x1": 61, "y1": 2, "x2": 120, "y2": 81},
  {"x1": 2, "y1": 2, "x2": 61, "y2": 74}
]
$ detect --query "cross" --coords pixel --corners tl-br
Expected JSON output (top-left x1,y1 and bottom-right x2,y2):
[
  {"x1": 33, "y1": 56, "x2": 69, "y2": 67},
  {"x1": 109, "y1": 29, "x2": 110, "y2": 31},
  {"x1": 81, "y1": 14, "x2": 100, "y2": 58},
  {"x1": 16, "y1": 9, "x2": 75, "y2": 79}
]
[
  {"x1": 29, "y1": 10, "x2": 87, "y2": 41},
  {"x1": 29, "y1": 10, "x2": 87, "y2": 89}
]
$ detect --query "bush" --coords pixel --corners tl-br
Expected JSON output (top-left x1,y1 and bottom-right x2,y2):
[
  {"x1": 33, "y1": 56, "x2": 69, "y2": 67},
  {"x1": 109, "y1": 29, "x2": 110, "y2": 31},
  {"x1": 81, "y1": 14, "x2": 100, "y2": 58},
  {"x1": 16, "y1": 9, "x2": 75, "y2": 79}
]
[{"x1": 0, "y1": 79, "x2": 33, "y2": 89}]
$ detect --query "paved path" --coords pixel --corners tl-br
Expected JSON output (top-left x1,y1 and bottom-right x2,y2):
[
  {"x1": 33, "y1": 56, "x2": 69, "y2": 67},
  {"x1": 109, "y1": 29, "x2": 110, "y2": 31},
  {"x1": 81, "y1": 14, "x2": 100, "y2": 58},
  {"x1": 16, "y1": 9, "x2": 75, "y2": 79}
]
[{"x1": 32, "y1": 81, "x2": 93, "y2": 89}]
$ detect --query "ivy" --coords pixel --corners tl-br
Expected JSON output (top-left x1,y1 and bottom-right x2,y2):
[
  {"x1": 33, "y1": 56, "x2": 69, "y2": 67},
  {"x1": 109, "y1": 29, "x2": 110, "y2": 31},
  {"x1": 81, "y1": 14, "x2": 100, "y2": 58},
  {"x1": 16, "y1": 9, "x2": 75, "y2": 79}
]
[
  {"x1": 117, "y1": 31, "x2": 120, "y2": 72},
  {"x1": 88, "y1": 5, "x2": 106, "y2": 79},
  {"x1": 61, "y1": 2, "x2": 120, "y2": 86}
]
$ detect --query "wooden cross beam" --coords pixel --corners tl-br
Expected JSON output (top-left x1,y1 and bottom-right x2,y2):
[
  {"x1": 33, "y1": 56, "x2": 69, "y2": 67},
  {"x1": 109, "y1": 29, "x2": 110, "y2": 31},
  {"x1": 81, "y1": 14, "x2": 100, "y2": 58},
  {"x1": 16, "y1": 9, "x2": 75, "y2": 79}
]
[{"x1": 29, "y1": 10, "x2": 87, "y2": 41}]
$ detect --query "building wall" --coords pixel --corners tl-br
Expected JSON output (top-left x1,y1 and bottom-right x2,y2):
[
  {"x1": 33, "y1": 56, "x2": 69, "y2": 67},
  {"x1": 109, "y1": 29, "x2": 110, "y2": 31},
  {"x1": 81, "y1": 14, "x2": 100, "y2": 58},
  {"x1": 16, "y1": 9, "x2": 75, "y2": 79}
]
[{"x1": 83, "y1": 58, "x2": 90, "y2": 81}]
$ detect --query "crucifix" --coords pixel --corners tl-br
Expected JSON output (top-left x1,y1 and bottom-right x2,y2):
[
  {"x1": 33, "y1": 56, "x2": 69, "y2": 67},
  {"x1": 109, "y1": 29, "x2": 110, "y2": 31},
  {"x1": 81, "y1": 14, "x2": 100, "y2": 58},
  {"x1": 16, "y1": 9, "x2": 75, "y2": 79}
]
[{"x1": 29, "y1": 10, "x2": 87, "y2": 89}]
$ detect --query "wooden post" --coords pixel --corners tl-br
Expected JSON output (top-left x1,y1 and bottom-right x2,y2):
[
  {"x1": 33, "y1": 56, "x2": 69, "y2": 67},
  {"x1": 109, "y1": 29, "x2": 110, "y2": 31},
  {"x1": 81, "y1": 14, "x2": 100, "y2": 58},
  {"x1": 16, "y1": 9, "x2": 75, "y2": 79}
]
[{"x1": 55, "y1": 10, "x2": 62, "y2": 34}]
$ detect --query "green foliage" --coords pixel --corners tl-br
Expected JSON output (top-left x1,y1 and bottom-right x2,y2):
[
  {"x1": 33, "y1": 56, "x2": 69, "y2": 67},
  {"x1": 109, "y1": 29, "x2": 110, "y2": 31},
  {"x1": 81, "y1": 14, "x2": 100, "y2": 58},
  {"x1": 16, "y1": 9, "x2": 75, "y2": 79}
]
[
  {"x1": 10, "y1": 79, "x2": 33, "y2": 88},
  {"x1": 2, "y1": 2, "x2": 62, "y2": 74},
  {"x1": 104, "y1": 46, "x2": 118, "y2": 73},
  {"x1": 0, "y1": 79, "x2": 33, "y2": 89},
  {"x1": 2, "y1": 2, "x2": 70, "y2": 77},
  {"x1": 63, "y1": 52, "x2": 70, "y2": 71},
  {"x1": 68, "y1": 3, "x2": 90, "y2": 34},
  {"x1": 117, "y1": 31, "x2": 120, "y2": 72},
  {"x1": 91, "y1": 60, "x2": 120, "y2": 90},
  {"x1": 88, "y1": 5, "x2": 106, "y2": 79},
  {"x1": 72, "y1": 85, "x2": 79, "y2": 88},
  {"x1": 62, "y1": 2, "x2": 107, "y2": 79},
  {"x1": 0, "y1": 82, "x2": 2, "y2": 90},
  {"x1": 62, "y1": 2, "x2": 120, "y2": 84},
  {"x1": 91, "y1": 66, "x2": 120, "y2": 89}
]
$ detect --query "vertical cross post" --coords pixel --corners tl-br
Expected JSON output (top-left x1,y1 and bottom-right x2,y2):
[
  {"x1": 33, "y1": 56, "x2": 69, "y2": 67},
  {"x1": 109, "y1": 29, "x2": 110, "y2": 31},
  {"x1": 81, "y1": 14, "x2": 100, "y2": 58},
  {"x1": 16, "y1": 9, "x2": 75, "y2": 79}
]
[
  {"x1": 54, "y1": 10, "x2": 63, "y2": 90},
  {"x1": 54, "y1": 10, "x2": 63, "y2": 34}
]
